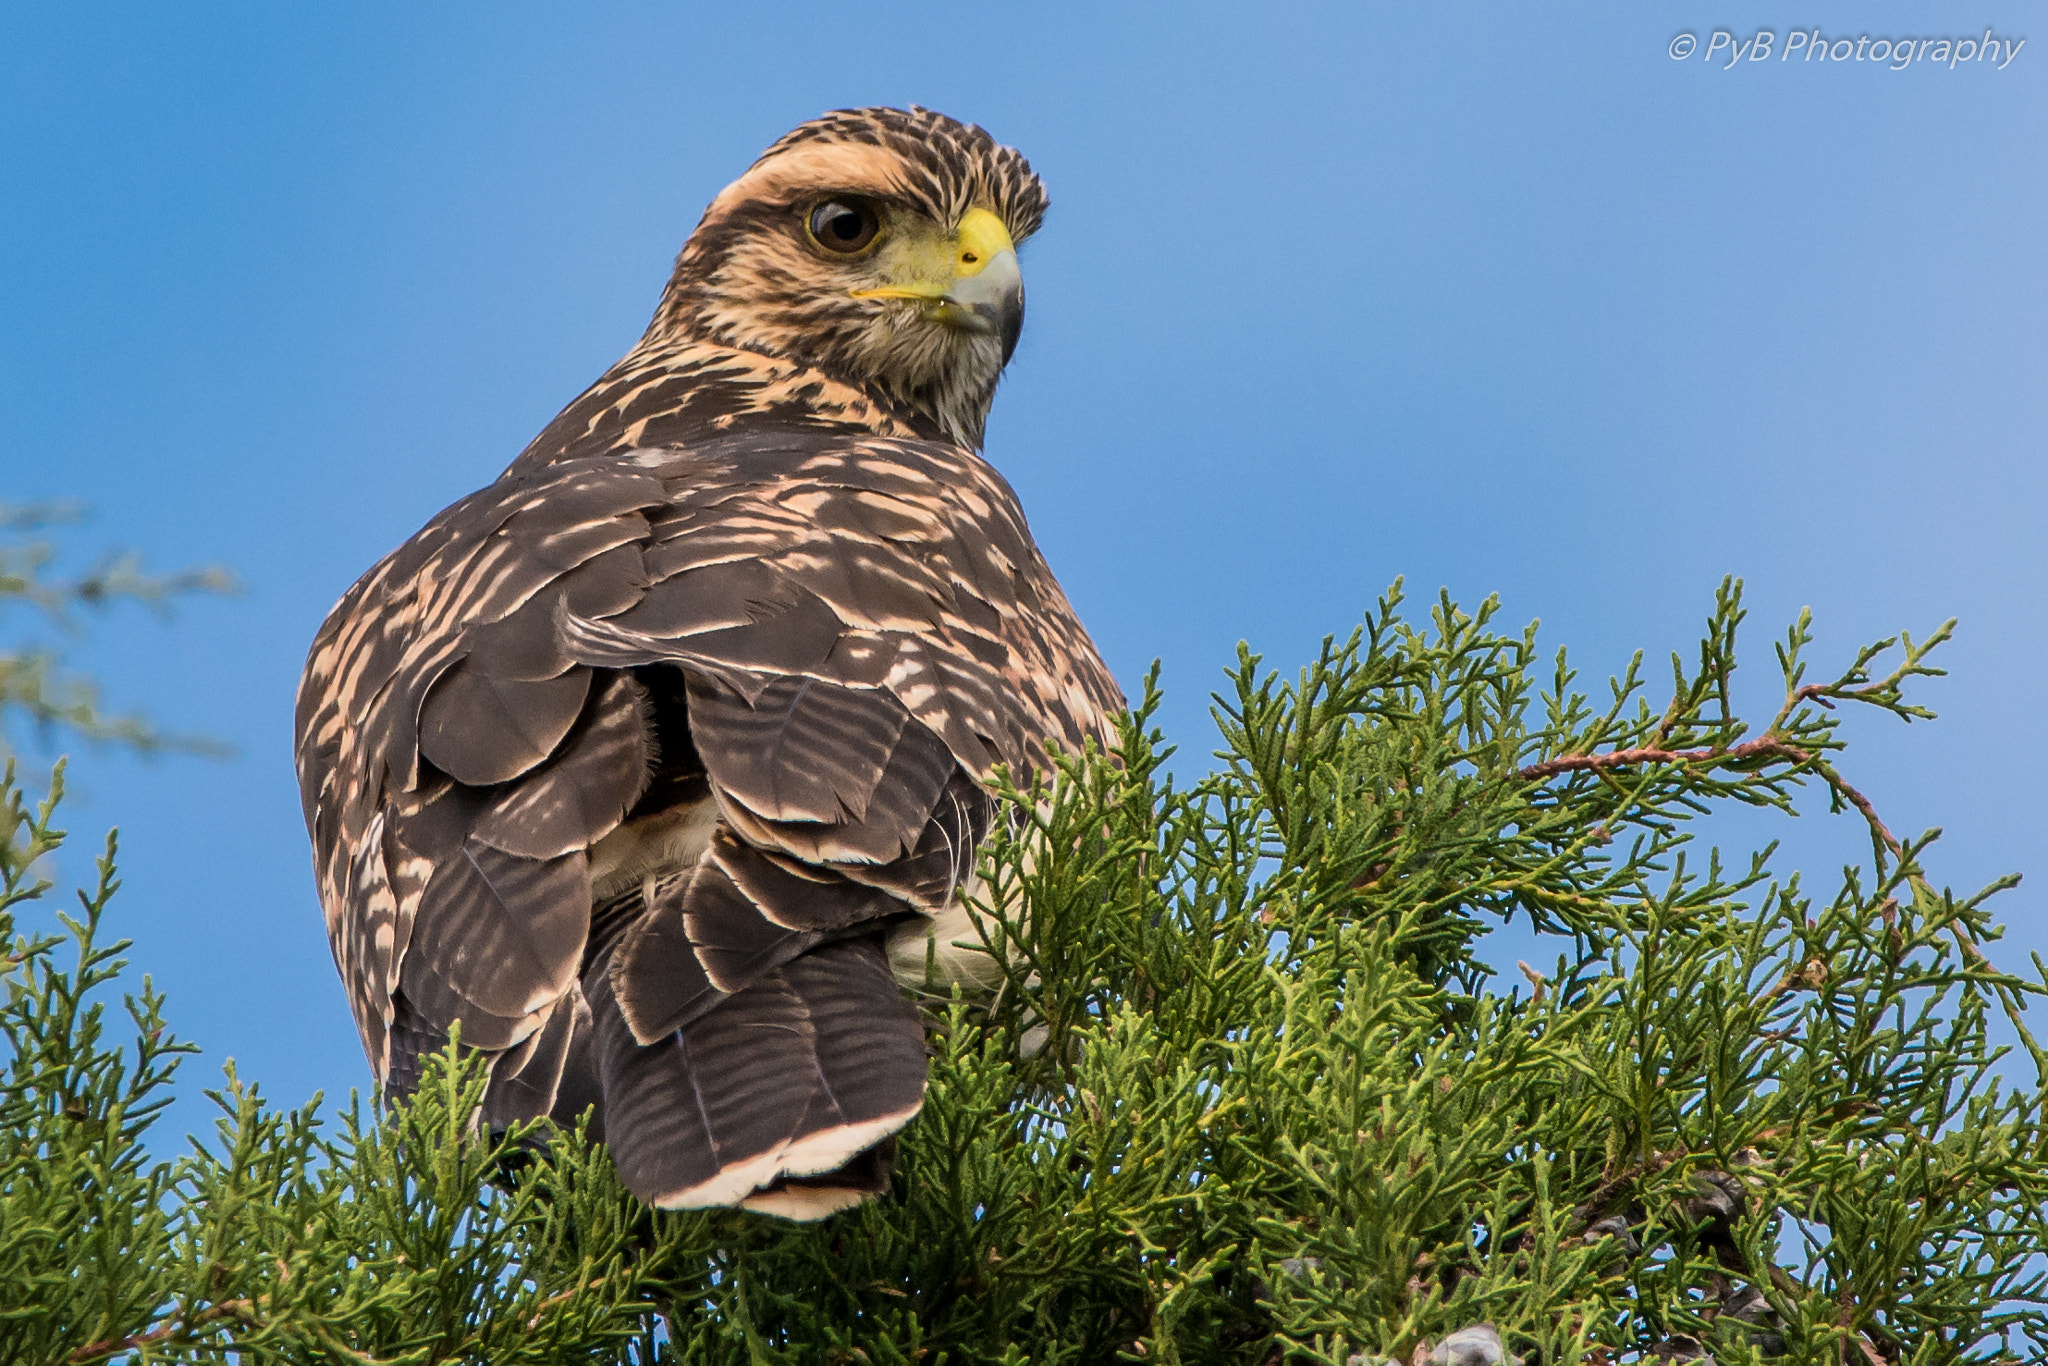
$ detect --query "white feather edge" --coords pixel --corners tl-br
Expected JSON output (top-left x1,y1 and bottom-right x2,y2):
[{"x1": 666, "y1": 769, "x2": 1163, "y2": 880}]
[{"x1": 647, "y1": 1100, "x2": 925, "y2": 1216}]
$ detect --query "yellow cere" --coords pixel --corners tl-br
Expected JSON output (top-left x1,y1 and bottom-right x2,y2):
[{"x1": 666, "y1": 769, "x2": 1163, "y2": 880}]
[
  {"x1": 851, "y1": 207, "x2": 1015, "y2": 301},
  {"x1": 951, "y1": 208, "x2": 1014, "y2": 278}
]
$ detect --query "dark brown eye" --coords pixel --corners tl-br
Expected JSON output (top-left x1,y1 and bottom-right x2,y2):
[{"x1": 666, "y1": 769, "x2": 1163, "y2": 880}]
[{"x1": 806, "y1": 199, "x2": 881, "y2": 254}]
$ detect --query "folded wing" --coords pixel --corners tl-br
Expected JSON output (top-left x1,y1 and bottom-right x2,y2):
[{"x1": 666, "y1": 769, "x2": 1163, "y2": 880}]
[{"x1": 294, "y1": 433, "x2": 1121, "y2": 1211}]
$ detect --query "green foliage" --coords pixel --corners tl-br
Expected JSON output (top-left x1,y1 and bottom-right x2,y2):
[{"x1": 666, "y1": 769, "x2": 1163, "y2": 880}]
[
  {"x1": 3, "y1": 581, "x2": 2044, "y2": 1364},
  {"x1": 0, "y1": 763, "x2": 648, "y2": 1363},
  {"x1": 0, "y1": 504, "x2": 236, "y2": 757}
]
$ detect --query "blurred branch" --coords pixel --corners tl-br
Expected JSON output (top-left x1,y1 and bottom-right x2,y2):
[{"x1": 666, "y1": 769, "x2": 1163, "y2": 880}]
[{"x1": 0, "y1": 501, "x2": 238, "y2": 758}]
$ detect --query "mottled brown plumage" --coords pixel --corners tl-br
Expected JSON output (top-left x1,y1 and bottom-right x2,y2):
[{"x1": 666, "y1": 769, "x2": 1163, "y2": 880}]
[{"x1": 295, "y1": 107, "x2": 1121, "y2": 1217}]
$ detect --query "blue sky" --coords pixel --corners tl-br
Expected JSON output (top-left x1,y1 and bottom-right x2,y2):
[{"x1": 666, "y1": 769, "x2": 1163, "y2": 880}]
[{"x1": 2, "y1": 2, "x2": 2041, "y2": 1139}]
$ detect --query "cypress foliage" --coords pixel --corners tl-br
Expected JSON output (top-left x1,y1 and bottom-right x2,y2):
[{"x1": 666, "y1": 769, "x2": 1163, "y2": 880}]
[{"x1": 3, "y1": 582, "x2": 2042, "y2": 1364}]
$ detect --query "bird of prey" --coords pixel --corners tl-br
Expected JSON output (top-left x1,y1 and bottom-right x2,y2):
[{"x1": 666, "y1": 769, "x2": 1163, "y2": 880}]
[{"x1": 294, "y1": 107, "x2": 1122, "y2": 1220}]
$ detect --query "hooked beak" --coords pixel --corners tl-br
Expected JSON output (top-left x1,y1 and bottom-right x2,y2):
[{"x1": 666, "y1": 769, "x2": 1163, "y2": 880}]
[
  {"x1": 851, "y1": 207, "x2": 1026, "y2": 365},
  {"x1": 942, "y1": 244, "x2": 1024, "y2": 364}
]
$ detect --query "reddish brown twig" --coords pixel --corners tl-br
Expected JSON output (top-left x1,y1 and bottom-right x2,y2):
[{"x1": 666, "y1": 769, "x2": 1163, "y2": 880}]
[
  {"x1": 1516, "y1": 735, "x2": 1805, "y2": 784},
  {"x1": 1517, "y1": 735, "x2": 1909, "y2": 877},
  {"x1": 61, "y1": 1301, "x2": 256, "y2": 1366},
  {"x1": 1519, "y1": 700, "x2": 2000, "y2": 983}
]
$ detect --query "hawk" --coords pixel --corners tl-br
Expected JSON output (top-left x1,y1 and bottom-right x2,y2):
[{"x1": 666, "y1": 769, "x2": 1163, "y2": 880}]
[{"x1": 294, "y1": 108, "x2": 1122, "y2": 1219}]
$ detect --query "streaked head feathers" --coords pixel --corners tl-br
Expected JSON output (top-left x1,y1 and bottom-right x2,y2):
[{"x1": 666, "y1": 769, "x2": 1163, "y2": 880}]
[{"x1": 645, "y1": 107, "x2": 1047, "y2": 448}]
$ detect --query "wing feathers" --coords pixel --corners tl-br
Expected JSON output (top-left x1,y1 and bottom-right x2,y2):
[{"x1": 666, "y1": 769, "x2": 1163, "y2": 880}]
[
  {"x1": 837, "y1": 772, "x2": 992, "y2": 910},
  {"x1": 483, "y1": 989, "x2": 591, "y2": 1129},
  {"x1": 394, "y1": 949, "x2": 538, "y2": 1053},
  {"x1": 418, "y1": 664, "x2": 592, "y2": 787},
  {"x1": 687, "y1": 675, "x2": 958, "y2": 871},
  {"x1": 711, "y1": 831, "x2": 907, "y2": 933},
  {"x1": 614, "y1": 558, "x2": 796, "y2": 636},
  {"x1": 296, "y1": 428, "x2": 1123, "y2": 1214},
  {"x1": 560, "y1": 542, "x2": 651, "y2": 617},
  {"x1": 407, "y1": 841, "x2": 588, "y2": 1020},
  {"x1": 670, "y1": 586, "x2": 842, "y2": 678},
  {"x1": 687, "y1": 674, "x2": 908, "y2": 824},
  {"x1": 472, "y1": 673, "x2": 652, "y2": 859},
  {"x1": 608, "y1": 845, "x2": 818, "y2": 1045}
]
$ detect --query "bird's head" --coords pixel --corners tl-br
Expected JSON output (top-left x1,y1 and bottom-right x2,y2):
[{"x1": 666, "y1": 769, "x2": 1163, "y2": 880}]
[{"x1": 646, "y1": 107, "x2": 1047, "y2": 449}]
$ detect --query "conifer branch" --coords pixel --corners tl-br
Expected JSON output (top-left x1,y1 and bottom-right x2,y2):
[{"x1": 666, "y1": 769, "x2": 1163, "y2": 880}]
[{"x1": 5, "y1": 584, "x2": 2043, "y2": 1362}]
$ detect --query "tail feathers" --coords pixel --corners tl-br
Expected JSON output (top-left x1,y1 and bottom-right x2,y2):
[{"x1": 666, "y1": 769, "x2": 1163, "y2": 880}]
[
  {"x1": 481, "y1": 988, "x2": 592, "y2": 1131},
  {"x1": 588, "y1": 935, "x2": 926, "y2": 1217}
]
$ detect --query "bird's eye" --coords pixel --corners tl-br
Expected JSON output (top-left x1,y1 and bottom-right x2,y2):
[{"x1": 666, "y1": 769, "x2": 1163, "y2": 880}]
[{"x1": 806, "y1": 199, "x2": 881, "y2": 255}]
